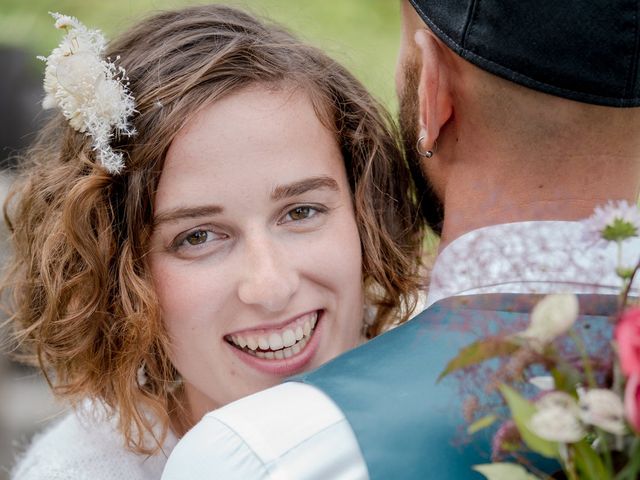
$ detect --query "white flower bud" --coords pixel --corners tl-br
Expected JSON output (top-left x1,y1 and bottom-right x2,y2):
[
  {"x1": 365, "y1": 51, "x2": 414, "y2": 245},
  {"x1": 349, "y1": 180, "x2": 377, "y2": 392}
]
[
  {"x1": 578, "y1": 389, "x2": 626, "y2": 435},
  {"x1": 519, "y1": 294, "x2": 579, "y2": 346},
  {"x1": 529, "y1": 392, "x2": 585, "y2": 443}
]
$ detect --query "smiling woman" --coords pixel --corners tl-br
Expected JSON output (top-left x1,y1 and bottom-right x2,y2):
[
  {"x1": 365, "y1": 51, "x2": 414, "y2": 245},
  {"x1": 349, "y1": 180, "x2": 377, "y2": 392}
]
[
  {"x1": 150, "y1": 86, "x2": 367, "y2": 419},
  {"x1": 3, "y1": 5, "x2": 424, "y2": 479}
]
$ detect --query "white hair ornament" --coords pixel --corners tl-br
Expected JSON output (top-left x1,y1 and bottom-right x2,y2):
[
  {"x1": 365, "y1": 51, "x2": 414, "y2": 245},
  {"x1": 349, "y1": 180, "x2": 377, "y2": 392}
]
[{"x1": 39, "y1": 12, "x2": 136, "y2": 174}]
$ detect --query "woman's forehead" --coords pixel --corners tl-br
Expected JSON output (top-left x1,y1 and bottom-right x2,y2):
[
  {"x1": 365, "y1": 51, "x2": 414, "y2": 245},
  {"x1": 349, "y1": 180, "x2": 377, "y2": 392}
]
[{"x1": 154, "y1": 85, "x2": 346, "y2": 210}]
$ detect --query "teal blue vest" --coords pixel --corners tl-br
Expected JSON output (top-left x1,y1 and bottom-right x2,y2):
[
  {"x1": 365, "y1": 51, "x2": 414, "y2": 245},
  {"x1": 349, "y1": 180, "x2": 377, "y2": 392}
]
[{"x1": 292, "y1": 294, "x2": 617, "y2": 479}]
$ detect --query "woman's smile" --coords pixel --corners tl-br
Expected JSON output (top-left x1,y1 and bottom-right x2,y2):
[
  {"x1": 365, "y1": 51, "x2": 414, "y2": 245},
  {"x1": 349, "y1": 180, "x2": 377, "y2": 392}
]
[
  {"x1": 225, "y1": 310, "x2": 319, "y2": 358},
  {"x1": 225, "y1": 310, "x2": 323, "y2": 376}
]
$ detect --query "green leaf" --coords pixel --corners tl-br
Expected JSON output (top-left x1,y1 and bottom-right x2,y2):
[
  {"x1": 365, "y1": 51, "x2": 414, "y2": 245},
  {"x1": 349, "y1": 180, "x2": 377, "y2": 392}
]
[
  {"x1": 473, "y1": 463, "x2": 542, "y2": 480},
  {"x1": 499, "y1": 384, "x2": 558, "y2": 459},
  {"x1": 602, "y1": 219, "x2": 637, "y2": 242},
  {"x1": 573, "y1": 440, "x2": 611, "y2": 480},
  {"x1": 468, "y1": 414, "x2": 498, "y2": 435},
  {"x1": 438, "y1": 338, "x2": 520, "y2": 381}
]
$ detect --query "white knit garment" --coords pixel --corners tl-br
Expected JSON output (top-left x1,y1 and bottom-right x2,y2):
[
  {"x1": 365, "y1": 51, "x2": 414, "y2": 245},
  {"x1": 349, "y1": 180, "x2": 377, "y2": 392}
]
[{"x1": 12, "y1": 401, "x2": 177, "y2": 480}]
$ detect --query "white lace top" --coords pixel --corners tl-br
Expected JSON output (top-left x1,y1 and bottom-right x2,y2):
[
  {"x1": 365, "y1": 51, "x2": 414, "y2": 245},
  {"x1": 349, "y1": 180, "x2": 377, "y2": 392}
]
[{"x1": 12, "y1": 402, "x2": 178, "y2": 480}]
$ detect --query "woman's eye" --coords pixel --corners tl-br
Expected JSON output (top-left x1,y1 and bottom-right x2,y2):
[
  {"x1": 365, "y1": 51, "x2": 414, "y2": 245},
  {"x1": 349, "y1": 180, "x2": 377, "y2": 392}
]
[
  {"x1": 184, "y1": 230, "x2": 211, "y2": 246},
  {"x1": 287, "y1": 206, "x2": 315, "y2": 221},
  {"x1": 173, "y1": 228, "x2": 224, "y2": 251},
  {"x1": 282, "y1": 205, "x2": 327, "y2": 224}
]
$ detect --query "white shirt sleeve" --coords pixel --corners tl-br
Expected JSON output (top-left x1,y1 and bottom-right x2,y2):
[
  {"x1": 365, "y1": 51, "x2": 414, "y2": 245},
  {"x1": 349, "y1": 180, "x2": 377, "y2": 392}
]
[{"x1": 161, "y1": 382, "x2": 369, "y2": 480}]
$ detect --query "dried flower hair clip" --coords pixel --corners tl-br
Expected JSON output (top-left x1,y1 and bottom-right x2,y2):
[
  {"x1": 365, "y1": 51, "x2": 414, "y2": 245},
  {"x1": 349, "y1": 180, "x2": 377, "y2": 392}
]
[{"x1": 39, "y1": 12, "x2": 136, "y2": 174}]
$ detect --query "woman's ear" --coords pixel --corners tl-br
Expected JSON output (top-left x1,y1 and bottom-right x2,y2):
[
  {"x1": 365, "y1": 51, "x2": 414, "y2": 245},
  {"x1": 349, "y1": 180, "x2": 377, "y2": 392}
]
[{"x1": 414, "y1": 29, "x2": 454, "y2": 150}]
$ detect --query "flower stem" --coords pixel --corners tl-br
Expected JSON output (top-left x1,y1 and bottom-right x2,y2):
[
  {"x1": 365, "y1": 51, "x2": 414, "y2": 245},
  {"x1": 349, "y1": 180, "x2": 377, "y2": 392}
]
[
  {"x1": 563, "y1": 444, "x2": 579, "y2": 480},
  {"x1": 594, "y1": 428, "x2": 613, "y2": 474},
  {"x1": 611, "y1": 358, "x2": 626, "y2": 452},
  {"x1": 569, "y1": 330, "x2": 596, "y2": 388},
  {"x1": 620, "y1": 255, "x2": 640, "y2": 312}
]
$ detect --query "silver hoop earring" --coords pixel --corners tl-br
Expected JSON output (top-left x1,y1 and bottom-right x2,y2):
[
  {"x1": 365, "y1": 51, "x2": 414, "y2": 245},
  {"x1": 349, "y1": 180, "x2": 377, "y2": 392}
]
[{"x1": 416, "y1": 135, "x2": 433, "y2": 158}]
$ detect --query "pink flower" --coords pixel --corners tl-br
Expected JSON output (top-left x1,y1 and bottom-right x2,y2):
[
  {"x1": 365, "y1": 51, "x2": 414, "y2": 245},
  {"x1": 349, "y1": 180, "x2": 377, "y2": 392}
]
[
  {"x1": 616, "y1": 308, "x2": 640, "y2": 376},
  {"x1": 624, "y1": 374, "x2": 640, "y2": 433}
]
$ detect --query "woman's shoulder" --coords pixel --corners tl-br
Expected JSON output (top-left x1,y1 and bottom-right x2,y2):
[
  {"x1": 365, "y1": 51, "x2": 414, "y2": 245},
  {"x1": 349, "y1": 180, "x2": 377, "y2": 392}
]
[{"x1": 11, "y1": 402, "x2": 174, "y2": 480}]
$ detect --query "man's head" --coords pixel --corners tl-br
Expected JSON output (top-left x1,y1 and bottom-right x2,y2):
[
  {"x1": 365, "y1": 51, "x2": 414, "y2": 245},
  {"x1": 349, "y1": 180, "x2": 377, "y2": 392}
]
[{"x1": 398, "y1": 0, "x2": 640, "y2": 243}]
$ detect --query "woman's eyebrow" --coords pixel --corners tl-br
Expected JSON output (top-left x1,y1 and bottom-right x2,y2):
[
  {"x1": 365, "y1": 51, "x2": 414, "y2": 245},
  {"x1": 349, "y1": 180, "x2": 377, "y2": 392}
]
[
  {"x1": 271, "y1": 176, "x2": 339, "y2": 201},
  {"x1": 154, "y1": 205, "x2": 223, "y2": 226},
  {"x1": 153, "y1": 176, "x2": 339, "y2": 226}
]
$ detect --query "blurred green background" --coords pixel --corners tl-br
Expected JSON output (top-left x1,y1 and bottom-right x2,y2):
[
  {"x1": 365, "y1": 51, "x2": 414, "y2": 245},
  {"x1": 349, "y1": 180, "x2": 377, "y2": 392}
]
[{"x1": 0, "y1": 0, "x2": 402, "y2": 109}]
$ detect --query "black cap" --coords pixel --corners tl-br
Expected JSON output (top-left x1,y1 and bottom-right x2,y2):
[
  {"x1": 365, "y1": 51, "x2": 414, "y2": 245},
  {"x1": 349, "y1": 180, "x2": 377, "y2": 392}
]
[{"x1": 408, "y1": 0, "x2": 640, "y2": 107}]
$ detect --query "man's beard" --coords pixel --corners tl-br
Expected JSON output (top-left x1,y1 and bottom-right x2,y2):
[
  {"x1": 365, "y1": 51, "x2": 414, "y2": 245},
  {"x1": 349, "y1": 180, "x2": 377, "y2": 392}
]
[{"x1": 398, "y1": 61, "x2": 445, "y2": 235}]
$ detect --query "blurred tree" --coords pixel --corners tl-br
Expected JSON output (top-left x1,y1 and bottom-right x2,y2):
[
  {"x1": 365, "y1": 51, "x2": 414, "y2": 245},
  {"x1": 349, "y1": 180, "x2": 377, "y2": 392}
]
[{"x1": 0, "y1": 0, "x2": 401, "y2": 108}]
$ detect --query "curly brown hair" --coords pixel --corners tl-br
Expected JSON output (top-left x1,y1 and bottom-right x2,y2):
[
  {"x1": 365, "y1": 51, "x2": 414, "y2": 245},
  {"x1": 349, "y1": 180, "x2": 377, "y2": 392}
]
[{"x1": 3, "y1": 5, "x2": 424, "y2": 453}]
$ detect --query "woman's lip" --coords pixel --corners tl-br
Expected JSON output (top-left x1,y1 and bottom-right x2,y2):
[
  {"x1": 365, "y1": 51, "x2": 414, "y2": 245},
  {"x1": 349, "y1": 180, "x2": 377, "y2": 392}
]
[
  {"x1": 225, "y1": 311, "x2": 318, "y2": 352},
  {"x1": 227, "y1": 311, "x2": 323, "y2": 376},
  {"x1": 226, "y1": 309, "x2": 318, "y2": 337}
]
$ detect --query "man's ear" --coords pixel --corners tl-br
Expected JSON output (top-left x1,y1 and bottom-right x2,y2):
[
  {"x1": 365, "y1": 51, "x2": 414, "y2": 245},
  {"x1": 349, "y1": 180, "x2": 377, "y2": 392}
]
[{"x1": 414, "y1": 29, "x2": 453, "y2": 149}]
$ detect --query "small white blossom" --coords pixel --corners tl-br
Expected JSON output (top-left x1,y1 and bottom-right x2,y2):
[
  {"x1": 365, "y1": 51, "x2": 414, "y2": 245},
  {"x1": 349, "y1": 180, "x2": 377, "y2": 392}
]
[
  {"x1": 518, "y1": 294, "x2": 578, "y2": 347},
  {"x1": 40, "y1": 12, "x2": 135, "y2": 174},
  {"x1": 578, "y1": 389, "x2": 627, "y2": 435},
  {"x1": 529, "y1": 392, "x2": 585, "y2": 443},
  {"x1": 582, "y1": 200, "x2": 640, "y2": 245},
  {"x1": 529, "y1": 376, "x2": 555, "y2": 391}
]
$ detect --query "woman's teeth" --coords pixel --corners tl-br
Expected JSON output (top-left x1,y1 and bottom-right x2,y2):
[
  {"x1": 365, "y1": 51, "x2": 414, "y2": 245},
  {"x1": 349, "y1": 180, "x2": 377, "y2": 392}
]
[{"x1": 227, "y1": 311, "x2": 318, "y2": 359}]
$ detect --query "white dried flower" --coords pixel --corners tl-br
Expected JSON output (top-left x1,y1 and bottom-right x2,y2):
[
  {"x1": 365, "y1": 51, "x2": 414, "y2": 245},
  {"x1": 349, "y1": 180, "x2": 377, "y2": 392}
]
[
  {"x1": 517, "y1": 294, "x2": 579, "y2": 347},
  {"x1": 40, "y1": 12, "x2": 136, "y2": 174},
  {"x1": 582, "y1": 200, "x2": 640, "y2": 245},
  {"x1": 529, "y1": 391, "x2": 585, "y2": 443},
  {"x1": 578, "y1": 388, "x2": 627, "y2": 436}
]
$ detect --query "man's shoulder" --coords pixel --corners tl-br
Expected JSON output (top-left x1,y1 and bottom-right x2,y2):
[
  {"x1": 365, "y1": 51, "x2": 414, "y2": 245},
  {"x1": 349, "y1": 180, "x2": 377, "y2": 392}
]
[
  {"x1": 295, "y1": 292, "x2": 619, "y2": 430},
  {"x1": 295, "y1": 293, "x2": 615, "y2": 479}
]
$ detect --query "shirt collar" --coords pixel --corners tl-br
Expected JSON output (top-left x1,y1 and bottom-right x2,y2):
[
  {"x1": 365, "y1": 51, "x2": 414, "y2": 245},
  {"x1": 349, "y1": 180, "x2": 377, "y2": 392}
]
[{"x1": 426, "y1": 220, "x2": 640, "y2": 307}]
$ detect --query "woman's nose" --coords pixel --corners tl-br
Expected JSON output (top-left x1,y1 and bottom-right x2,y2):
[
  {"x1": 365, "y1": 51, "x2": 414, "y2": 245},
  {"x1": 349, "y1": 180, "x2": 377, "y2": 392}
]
[{"x1": 237, "y1": 236, "x2": 299, "y2": 312}]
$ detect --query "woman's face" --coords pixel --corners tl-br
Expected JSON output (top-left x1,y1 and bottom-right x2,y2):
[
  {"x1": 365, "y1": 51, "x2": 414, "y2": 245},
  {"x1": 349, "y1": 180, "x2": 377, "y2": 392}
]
[{"x1": 149, "y1": 86, "x2": 365, "y2": 421}]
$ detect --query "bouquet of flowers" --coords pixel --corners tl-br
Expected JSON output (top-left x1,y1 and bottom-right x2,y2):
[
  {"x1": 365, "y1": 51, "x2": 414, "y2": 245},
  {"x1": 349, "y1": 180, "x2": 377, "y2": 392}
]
[{"x1": 440, "y1": 201, "x2": 640, "y2": 479}]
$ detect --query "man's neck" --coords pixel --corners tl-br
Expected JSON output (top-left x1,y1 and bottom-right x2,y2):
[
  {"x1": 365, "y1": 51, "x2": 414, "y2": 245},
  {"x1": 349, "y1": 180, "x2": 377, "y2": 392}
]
[
  {"x1": 439, "y1": 200, "x2": 606, "y2": 250},
  {"x1": 437, "y1": 158, "x2": 640, "y2": 250}
]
